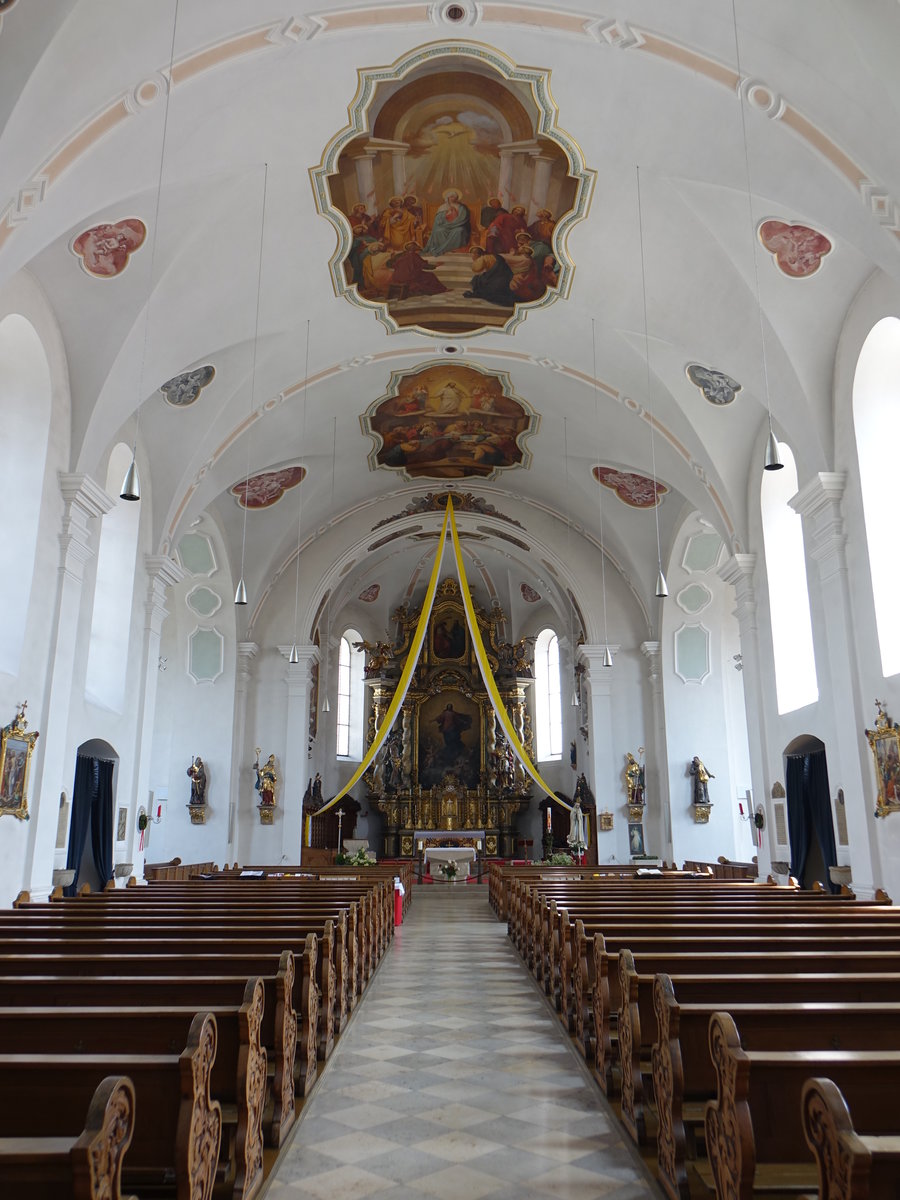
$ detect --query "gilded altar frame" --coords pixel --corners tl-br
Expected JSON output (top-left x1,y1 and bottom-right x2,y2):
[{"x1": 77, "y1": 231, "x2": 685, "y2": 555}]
[
  {"x1": 0, "y1": 704, "x2": 38, "y2": 821},
  {"x1": 866, "y1": 701, "x2": 900, "y2": 818}
]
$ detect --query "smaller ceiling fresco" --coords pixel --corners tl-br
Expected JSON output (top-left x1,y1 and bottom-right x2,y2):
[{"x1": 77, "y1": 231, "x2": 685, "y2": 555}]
[
  {"x1": 520, "y1": 582, "x2": 541, "y2": 603},
  {"x1": 71, "y1": 219, "x2": 146, "y2": 277},
  {"x1": 160, "y1": 365, "x2": 215, "y2": 407},
  {"x1": 362, "y1": 361, "x2": 538, "y2": 481},
  {"x1": 593, "y1": 465, "x2": 667, "y2": 509},
  {"x1": 686, "y1": 363, "x2": 741, "y2": 406},
  {"x1": 231, "y1": 465, "x2": 305, "y2": 510},
  {"x1": 359, "y1": 583, "x2": 381, "y2": 602},
  {"x1": 758, "y1": 219, "x2": 832, "y2": 278},
  {"x1": 311, "y1": 42, "x2": 594, "y2": 337}
]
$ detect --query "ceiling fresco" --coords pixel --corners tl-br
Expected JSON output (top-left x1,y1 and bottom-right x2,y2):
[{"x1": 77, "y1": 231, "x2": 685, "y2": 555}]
[
  {"x1": 231, "y1": 465, "x2": 305, "y2": 510},
  {"x1": 71, "y1": 218, "x2": 145, "y2": 278},
  {"x1": 758, "y1": 220, "x2": 832, "y2": 278},
  {"x1": 312, "y1": 42, "x2": 594, "y2": 337},
  {"x1": 362, "y1": 360, "x2": 538, "y2": 481},
  {"x1": 593, "y1": 465, "x2": 668, "y2": 509}
]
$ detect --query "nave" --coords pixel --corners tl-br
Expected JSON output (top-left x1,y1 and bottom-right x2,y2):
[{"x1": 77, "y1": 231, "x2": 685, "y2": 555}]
[{"x1": 265, "y1": 885, "x2": 652, "y2": 1200}]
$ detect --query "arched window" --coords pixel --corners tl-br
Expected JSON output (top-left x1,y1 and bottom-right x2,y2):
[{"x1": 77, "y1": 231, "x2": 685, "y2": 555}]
[
  {"x1": 0, "y1": 314, "x2": 51, "y2": 677},
  {"x1": 760, "y1": 441, "x2": 818, "y2": 713},
  {"x1": 534, "y1": 628, "x2": 562, "y2": 760},
  {"x1": 85, "y1": 443, "x2": 140, "y2": 712},
  {"x1": 853, "y1": 317, "x2": 900, "y2": 676},
  {"x1": 336, "y1": 629, "x2": 365, "y2": 759}
]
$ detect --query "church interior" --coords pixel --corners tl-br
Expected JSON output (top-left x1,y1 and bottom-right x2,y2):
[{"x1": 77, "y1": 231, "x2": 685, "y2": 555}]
[{"x1": 3, "y1": 1, "x2": 900, "y2": 1197}]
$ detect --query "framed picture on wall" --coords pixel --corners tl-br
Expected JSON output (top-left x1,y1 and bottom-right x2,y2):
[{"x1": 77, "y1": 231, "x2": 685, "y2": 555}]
[
  {"x1": 628, "y1": 821, "x2": 645, "y2": 857},
  {"x1": 866, "y1": 701, "x2": 900, "y2": 818},
  {"x1": 0, "y1": 704, "x2": 39, "y2": 821}
]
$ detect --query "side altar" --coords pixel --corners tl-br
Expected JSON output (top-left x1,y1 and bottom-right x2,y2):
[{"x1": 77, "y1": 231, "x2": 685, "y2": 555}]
[{"x1": 360, "y1": 578, "x2": 534, "y2": 858}]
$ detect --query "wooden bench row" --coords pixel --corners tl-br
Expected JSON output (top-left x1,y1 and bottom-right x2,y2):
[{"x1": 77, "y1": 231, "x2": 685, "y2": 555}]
[{"x1": 0, "y1": 874, "x2": 399, "y2": 1200}]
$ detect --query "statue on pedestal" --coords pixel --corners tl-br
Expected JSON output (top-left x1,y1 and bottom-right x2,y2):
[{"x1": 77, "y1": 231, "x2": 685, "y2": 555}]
[
  {"x1": 690, "y1": 756, "x2": 713, "y2": 806},
  {"x1": 186, "y1": 757, "x2": 207, "y2": 805},
  {"x1": 254, "y1": 750, "x2": 277, "y2": 806}
]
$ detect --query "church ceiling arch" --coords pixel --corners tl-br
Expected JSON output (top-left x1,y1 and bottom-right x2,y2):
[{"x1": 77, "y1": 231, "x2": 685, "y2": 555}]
[
  {"x1": 361, "y1": 360, "x2": 538, "y2": 481},
  {"x1": 311, "y1": 41, "x2": 595, "y2": 337}
]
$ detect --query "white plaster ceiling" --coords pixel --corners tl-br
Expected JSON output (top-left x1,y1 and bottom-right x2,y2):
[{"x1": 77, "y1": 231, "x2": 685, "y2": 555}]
[{"x1": 2, "y1": 0, "x2": 898, "y2": 636}]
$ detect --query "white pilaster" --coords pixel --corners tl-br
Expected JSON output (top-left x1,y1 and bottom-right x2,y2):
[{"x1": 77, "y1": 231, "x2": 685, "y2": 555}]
[
  {"x1": 717, "y1": 553, "x2": 773, "y2": 879},
  {"x1": 229, "y1": 642, "x2": 258, "y2": 866},
  {"x1": 124, "y1": 555, "x2": 185, "y2": 875},
  {"x1": 639, "y1": 641, "x2": 673, "y2": 862},
  {"x1": 278, "y1": 644, "x2": 318, "y2": 865},
  {"x1": 24, "y1": 474, "x2": 114, "y2": 897},
  {"x1": 579, "y1": 645, "x2": 620, "y2": 862},
  {"x1": 790, "y1": 472, "x2": 878, "y2": 897}
]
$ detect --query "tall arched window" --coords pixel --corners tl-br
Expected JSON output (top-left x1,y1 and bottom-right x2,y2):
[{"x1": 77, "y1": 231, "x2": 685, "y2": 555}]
[
  {"x1": 0, "y1": 314, "x2": 51, "y2": 676},
  {"x1": 534, "y1": 628, "x2": 562, "y2": 761},
  {"x1": 336, "y1": 629, "x2": 365, "y2": 759},
  {"x1": 853, "y1": 317, "x2": 900, "y2": 676},
  {"x1": 85, "y1": 443, "x2": 140, "y2": 712},
  {"x1": 760, "y1": 441, "x2": 818, "y2": 713}
]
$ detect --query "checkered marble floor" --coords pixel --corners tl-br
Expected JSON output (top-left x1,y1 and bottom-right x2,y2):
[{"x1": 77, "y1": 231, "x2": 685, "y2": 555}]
[{"x1": 265, "y1": 885, "x2": 655, "y2": 1199}]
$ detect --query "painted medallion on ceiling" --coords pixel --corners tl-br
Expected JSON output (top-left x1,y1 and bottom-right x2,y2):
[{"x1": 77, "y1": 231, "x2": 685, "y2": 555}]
[
  {"x1": 362, "y1": 361, "x2": 537, "y2": 481},
  {"x1": 231, "y1": 465, "x2": 305, "y2": 510},
  {"x1": 758, "y1": 220, "x2": 832, "y2": 278},
  {"x1": 593, "y1": 465, "x2": 667, "y2": 509},
  {"x1": 71, "y1": 219, "x2": 146, "y2": 278},
  {"x1": 160, "y1": 365, "x2": 215, "y2": 408},
  {"x1": 312, "y1": 42, "x2": 594, "y2": 336}
]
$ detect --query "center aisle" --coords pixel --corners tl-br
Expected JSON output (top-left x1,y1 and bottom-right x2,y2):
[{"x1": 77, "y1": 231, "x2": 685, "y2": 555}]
[{"x1": 264, "y1": 884, "x2": 654, "y2": 1199}]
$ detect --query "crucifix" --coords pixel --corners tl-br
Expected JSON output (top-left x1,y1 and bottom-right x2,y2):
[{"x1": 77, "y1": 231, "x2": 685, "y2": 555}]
[{"x1": 336, "y1": 808, "x2": 345, "y2": 854}]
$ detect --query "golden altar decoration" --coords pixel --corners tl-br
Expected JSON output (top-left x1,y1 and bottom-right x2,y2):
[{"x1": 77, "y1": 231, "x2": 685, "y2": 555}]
[{"x1": 362, "y1": 579, "x2": 533, "y2": 858}]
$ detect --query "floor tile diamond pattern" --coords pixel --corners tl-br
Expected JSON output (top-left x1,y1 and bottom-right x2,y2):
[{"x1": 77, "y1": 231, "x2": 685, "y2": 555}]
[{"x1": 268, "y1": 885, "x2": 655, "y2": 1198}]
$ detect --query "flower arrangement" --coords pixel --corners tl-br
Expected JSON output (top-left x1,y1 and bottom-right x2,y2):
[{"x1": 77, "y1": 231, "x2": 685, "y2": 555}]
[
  {"x1": 439, "y1": 861, "x2": 458, "y2": 881},
  {"x1": 543, "y1": 852, "x2": 577, "y2": 866},
  {"x1": 336, "y1": 847, "x2": 376, "y2": 866}
]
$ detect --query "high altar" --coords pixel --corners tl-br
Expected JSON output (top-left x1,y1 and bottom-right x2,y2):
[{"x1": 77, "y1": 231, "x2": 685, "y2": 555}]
[{"x1": 360, "y1": 579, "x2": 533, "y2": 858}]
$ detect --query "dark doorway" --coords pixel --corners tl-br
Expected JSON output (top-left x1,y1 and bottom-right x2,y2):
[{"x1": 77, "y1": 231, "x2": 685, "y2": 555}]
[
  {"x1": 784, "y1": 735, "x2": 838, "y2": 891},
  {"x1": 65, "y1": 739, "x2": 117, "y2": 895}
]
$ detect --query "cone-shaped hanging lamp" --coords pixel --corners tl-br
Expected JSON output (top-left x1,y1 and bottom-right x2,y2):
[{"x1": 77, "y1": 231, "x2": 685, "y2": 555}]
[
  {"x1": 288, "y1": 643, "x2": 299, "y2": 664},
  {"x1": 656, "y1": 569, "x2": 669, "y2": 599},
  {"x1": 234, "y1": 576, "x2": 248, "y2": 606},
  {"x1": 603, "y1": 645, "x2": 614, "y2": 668},
  {"x1": 764, "y1": 428, "x2": 784, "y2": 471},
  {"x1": 120, "y1": 457, "x2": 140, "y2": 502}
]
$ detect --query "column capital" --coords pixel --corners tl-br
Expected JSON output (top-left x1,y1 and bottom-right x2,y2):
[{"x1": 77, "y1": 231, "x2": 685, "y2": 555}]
[
  {"x1": 790, "y1": 471, "x2": 848, "y2": 582},
  {"x1": 639, "y1": 640, "x2": 661, "y2": 680},
  {"x1": 144, "y1": 554, "x2": 185, "y2": 635},
  {"x1": 57, "y1": 472, "x2": 114, "y2": 581},
  {"x1": 278, "y1": 644, "x2": 319, "y2": 692},
  {"x1": 578, "y1": 644, "x2": 620, "y2": 676}
]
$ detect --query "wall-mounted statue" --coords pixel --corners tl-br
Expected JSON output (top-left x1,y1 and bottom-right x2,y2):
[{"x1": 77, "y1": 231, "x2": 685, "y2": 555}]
[
  {"x1": 690, "y1": 756, "x2": 714, "y2": 806},
  {"x1": 186, "y1": 756, "x2": 207, "y2": 805},
  {"x1": 625, "y1": 751, "x2": 645, "y2": 807},
  {"x1": 254, "y1": 750, "x2": 277, "y2": 806}
]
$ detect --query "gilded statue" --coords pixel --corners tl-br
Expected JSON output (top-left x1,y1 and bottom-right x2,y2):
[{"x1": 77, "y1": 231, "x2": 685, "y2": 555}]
[
  {"x1": 254, "y1": 750, "x2": 277, "y2": 806},
  {"x1": 690, "y1": 756, "x2": 713, "y2": 806},
  {"x1": 625, "y1": 751, "x2": 645, "y2": 807},
  {"x1": 353, "y1": 639, "x2": 395, "y2": 674}
]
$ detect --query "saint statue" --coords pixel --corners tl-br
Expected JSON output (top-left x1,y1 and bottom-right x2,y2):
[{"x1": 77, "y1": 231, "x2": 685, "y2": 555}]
[
  {"x1": 690, "y1": 756, "x2": 714, "y2": 805},
  {"x1": 254, "y1": 750, "x2": 277, "y2": 806},
  {"x1": 187, "y1": 756, "x2": 207, "y2": 805},
  {"x1": 566, "y1": 798, "x2": 587, "y2": 854},
  {"x1": 625, "y1": 752, "x2": 645, "y2": 806}
]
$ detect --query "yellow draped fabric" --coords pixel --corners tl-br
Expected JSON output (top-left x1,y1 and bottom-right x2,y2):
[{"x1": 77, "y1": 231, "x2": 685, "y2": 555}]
[
  {"x1": 312, "y1": 497, "x2": 571, "y2": 816},
  {"x1": 447, "y1": 501, "x2": 571, "y2": 811}
]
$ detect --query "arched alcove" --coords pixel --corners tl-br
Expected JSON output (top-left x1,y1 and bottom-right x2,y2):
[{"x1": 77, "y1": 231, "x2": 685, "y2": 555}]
[
  {"x1": 783, "y1": 734, "x2": 836, "y2": 891},
  {"x1": 64, "y1": 738, "x2": 119, "y2": 895}
]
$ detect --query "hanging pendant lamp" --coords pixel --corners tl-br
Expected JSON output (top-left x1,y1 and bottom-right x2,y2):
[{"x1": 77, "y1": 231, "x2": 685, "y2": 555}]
[
  {"x1": 120, "y1": 454, "x2": 140, "y2": 502},
  {"x1": 764, "y1": 426, "x2": 783, "y2": 471}
]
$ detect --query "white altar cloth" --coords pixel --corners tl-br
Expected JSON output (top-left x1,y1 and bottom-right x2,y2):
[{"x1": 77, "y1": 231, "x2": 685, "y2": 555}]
[{"x1": 425, "y1": 846, "x2": 477, "y2": 879}]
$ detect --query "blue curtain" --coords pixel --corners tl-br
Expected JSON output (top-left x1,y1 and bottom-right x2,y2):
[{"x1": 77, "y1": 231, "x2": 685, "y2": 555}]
[
  {"x1": 90, "y1": 759, "x2": 114, "y2": 888},
  {"x1": 786, "y1": 754, "x2": 809, "y2": 883},
  {"x1": 786, "y1": 750, "x2": 838, "y2": 891},
  {"x1": 65, "y1": 755, "x2": 97, "y2": 896}
]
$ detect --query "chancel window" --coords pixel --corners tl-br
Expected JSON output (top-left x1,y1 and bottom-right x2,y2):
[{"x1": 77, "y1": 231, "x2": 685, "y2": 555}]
[
  {"x1": 535, "y1": 628, "x2": 562, "y2": 760},
  {"x1": 760, "y1": 441, "x2": 818, "y2": 713},
  {"x1": 853, "y1": 317, "x2": 900, "y2": 677},
  {"x1": 336, "y1": 630, "x2": 365, "y2": 759}
]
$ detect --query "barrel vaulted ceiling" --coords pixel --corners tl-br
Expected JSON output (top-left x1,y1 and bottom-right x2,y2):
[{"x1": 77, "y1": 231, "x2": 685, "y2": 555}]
[{"x1": 2, "y1": 0, "x2": 898, "y2": 636}]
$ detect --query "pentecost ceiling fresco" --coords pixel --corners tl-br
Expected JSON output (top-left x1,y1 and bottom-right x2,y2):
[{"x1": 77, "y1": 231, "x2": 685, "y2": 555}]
[
  {"x1": 312, "y1": 42, "x2": 594, "y2": 336},
  {"x1": 362, "y1": 361, "x2": 537, "y2": 481}
]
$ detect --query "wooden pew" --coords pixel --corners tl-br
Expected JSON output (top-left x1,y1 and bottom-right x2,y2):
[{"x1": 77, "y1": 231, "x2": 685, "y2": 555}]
[
  {"x1": 0, "y1": 1012, "x2": 221, "y2": 1200},
  {"x1": 0, "y1": 1075, "x2": 136, "y2": 1200},
  {"x1": 704, "y1": 1012, "x2": 900, "y2": 1200},
  {"x1": 648, "y1": 970, "x2": 900, "y2": 1199},
  {"x1": 801, "y1": 1077, "x2": 900, "y2": 1200},
  {"x1": 0, "y1": 981, "x2": 266, "y2": 1200}
]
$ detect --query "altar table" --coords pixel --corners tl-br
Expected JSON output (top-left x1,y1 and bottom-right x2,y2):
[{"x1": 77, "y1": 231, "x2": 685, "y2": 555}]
[{"x1": 424, "y1": 846, "x2": 478, "y2": 879}]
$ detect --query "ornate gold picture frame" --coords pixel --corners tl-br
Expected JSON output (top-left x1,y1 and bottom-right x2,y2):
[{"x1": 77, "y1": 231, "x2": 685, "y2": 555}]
[
  {"x1": 866, "y1": 701, "x2": 900, "y2": 818},
  {"x1": 0, "y1": 703, "x2": 39, "y2": 821}
]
